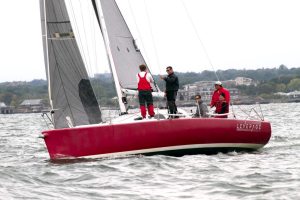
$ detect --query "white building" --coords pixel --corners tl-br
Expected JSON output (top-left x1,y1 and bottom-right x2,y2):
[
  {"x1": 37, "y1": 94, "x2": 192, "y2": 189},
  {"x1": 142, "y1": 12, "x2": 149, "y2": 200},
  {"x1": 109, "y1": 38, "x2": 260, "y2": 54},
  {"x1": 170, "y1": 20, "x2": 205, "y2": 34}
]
[
  {"x1": 275, "y1": 91, "x2": 300, "y2": 98},
  {"x1": 178, "y1": 80, "x2": 240, "y2": 102},
  {"x1": 19, "y1": 99, "x2": 47, "y2": 113},
  {"x1": 0, "y1": 102, "x2": 14, "y2": 114},
  {"x1": 234, "y1": 77, "x2": 255, "y2": 86}
]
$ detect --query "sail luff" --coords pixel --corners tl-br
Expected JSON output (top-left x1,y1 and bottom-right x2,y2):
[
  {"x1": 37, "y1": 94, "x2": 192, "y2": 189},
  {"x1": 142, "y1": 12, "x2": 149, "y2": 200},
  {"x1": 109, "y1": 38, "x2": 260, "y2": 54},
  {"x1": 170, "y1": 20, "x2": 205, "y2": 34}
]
[{"x1": 93, "y1": 0, "x2": 127, "y2": 114}]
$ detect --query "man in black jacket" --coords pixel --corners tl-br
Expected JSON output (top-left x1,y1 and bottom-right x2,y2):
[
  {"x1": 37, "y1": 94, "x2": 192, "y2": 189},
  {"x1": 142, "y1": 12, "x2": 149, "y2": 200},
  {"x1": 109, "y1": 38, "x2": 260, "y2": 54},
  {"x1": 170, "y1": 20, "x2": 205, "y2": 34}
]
[{"x1": 160, "y1": 66, "x2": 179, "y2": 117}]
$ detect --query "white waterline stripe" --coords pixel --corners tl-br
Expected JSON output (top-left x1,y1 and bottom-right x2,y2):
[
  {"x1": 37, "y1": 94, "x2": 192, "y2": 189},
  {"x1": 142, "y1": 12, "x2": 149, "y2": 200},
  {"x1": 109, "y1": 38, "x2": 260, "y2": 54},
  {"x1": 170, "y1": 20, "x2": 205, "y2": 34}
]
[{"x1": 63, "y1": 143, "x2": 264, "y2": 159}]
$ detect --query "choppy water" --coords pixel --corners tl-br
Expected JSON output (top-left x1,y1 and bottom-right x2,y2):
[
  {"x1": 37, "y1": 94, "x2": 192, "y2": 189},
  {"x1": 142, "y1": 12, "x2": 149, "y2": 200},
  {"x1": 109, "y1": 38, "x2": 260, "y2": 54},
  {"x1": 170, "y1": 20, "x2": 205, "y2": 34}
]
[{"x1": 0, "y1": 103, "x2": 299, "y2": 200}]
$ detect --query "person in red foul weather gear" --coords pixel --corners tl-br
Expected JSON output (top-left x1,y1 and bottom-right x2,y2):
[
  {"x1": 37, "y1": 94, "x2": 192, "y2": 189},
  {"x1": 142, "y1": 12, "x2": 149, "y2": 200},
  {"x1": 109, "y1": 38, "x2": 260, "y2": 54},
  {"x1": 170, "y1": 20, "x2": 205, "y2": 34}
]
[
  {"x1": 136, "y1": 64, "x2": 155, "y2": 119},
  {"x1": 214, "y1": 92, "x2": 229, "y2": 118},
  {"x1": 210, "y1": 81, "x2": 230, "y2": 109}
]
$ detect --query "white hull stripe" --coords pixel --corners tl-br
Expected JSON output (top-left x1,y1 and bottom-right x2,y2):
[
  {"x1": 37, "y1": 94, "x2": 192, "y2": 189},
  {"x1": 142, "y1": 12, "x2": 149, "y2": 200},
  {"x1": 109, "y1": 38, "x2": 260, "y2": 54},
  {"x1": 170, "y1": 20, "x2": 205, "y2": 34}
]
[{"x1": 58, "y1": 143, "x2": 265, "y2": 159}]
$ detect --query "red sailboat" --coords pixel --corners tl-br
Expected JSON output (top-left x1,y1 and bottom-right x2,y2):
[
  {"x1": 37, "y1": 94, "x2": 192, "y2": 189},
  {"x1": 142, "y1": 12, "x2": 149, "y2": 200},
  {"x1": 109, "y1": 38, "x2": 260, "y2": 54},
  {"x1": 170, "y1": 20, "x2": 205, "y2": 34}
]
[
  {"x1": 40, "y1": 0, "x2": 271, "y2": 159},
  {"x1": 43, "y1": 117, "x2": 271, "y2": 159}
]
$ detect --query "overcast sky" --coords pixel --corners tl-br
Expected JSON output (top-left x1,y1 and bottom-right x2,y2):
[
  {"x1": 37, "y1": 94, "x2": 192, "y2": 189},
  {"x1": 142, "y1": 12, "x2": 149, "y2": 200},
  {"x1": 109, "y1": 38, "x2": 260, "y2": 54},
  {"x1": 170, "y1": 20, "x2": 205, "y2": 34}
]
[{"x1": 0, "y1": 0, "x2": 300, "y2": 82}]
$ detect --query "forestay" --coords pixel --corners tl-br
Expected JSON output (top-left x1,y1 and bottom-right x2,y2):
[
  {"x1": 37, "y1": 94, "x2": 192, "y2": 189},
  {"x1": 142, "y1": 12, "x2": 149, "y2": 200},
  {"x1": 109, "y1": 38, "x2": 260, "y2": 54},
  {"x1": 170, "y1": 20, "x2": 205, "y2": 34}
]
[{"x1": 40, "y1": 0, "x2": 102, "y2": 129}]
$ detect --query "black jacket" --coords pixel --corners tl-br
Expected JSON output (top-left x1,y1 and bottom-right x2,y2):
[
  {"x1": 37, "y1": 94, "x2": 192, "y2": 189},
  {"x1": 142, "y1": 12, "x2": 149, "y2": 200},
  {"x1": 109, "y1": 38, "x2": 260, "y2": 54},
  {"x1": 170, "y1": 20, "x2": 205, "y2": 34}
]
[{"x1": 164, "y1": 73, "x2": 179, "y2": 91}]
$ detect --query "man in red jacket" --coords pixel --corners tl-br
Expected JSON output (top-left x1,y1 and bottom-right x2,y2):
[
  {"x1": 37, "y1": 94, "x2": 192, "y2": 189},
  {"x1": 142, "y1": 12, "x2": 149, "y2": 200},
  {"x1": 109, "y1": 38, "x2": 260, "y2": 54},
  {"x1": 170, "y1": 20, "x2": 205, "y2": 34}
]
[
  {"x1": 136, "y1": 64, "x2": 155, "y2": 119},
  {"x1": 210, "y1": 81, "x2": 230, "y2": 112}
]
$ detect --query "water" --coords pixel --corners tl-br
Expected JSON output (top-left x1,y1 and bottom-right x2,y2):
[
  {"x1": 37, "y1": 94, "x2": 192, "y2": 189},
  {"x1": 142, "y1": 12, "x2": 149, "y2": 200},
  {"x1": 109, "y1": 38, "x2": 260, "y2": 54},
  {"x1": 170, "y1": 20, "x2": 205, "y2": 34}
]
[{"x1": 0, "y1": 103, "x2": 299, "y2": 199}]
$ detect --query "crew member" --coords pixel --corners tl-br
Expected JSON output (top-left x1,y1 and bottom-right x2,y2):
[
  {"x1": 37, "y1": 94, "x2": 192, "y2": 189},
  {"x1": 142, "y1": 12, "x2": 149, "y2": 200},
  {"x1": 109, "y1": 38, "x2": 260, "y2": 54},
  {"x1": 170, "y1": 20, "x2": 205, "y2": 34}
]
[
  {"x1": 193, "y1": 94, "x2": 209, "y2": 118},
  {"x1": 136, "y1": 64, "x2": 155, "y2": 119},
  {"x1": 160, "y1": 66, "x2": 179, "y2": 118},
  {"x1": 214, "y1": 93, "x2": 229, "y2": 118},
  {"x1": 210, "y1": 81, "x2": 230, "y2": 109}
]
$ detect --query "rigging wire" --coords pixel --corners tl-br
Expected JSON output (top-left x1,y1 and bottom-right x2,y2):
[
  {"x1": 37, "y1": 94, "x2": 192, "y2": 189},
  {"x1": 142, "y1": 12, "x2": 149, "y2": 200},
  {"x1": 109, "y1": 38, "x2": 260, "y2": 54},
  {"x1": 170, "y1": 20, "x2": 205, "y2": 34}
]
[
  {"x1": 78, "y1": 0, "x2": 93, "y2": 76},
  {"x1": 127, "y1": 0, "x2": 160, "y2": 92},
  {"x1": 180, "y1": 0, "x2": 220, "y2": 81},
  {"x1": 69, "y1": 1, "x2": 102, "y2": 103},
  {"x1": 143, "y1": 0, "x2": 162, "y2": 75},
  {"x1": 68, "y1": 0, "x2": 91, "y2": 76},
  {"x1": 233, "y1": 104, "x2": 264, "y2": 121},
  {"x1": 87, "y1": 1, "x2": 103, "y2": 104},
  {"x1": 66, "y1": 0, "x2": 104, "y2": 120},
  {"x1": 127, "y1": 0, "x2": 150, "y2": 65},
  {"x1": 258, "y1": 103, "x2": 264, "y2": 121},
  {"x1": 90, "y1": 2, "x2": 98, "y2": 74}
]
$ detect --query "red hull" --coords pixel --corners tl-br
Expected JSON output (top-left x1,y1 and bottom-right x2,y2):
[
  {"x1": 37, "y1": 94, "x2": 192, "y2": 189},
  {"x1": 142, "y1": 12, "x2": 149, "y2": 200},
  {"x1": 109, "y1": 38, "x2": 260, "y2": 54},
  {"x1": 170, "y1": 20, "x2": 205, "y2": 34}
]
[{"x1": 42, "y1": 118, "x2": 271, "y2": 159}]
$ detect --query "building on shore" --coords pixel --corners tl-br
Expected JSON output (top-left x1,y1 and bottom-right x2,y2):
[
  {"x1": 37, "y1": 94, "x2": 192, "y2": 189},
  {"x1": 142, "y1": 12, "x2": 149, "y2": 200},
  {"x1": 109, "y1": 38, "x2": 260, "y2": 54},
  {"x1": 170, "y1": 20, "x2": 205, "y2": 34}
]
[
  {"x1": 234, "y1": 77, "x2": 257, "y2": 86},
  {"x1": 0, "y1": 102, "x2": 14, "y2": 114},
  {"x1": 275, "y1": 91, "x2": 300, "y2": 102},
  {"x1": 178, "y1": 80, "x2": 240, "y2": 103},
  {"x1": 17, "y1": 99, "x2": 48, "y2": 113}
]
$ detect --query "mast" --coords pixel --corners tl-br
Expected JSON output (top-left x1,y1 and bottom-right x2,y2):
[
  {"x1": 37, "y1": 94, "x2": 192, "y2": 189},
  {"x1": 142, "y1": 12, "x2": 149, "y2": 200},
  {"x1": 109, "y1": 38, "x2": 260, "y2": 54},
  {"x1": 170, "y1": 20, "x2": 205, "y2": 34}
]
[
  {"x1": 40, "y1": 0, "x2": 53, "y2": 112},
  {"x1": 92, "y1": 0, "x2": 127, "y2": 114}
]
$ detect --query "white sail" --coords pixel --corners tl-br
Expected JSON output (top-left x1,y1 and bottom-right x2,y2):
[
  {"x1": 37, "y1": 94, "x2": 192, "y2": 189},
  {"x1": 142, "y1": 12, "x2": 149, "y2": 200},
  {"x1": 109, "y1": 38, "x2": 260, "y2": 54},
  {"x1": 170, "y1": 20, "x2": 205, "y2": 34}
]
[
  {"x1": 40, "y1": 0, "x2": 102, "y2": 128},
  {"x1": 96, "y1": 0, "x2": 158, "y2": 92}
]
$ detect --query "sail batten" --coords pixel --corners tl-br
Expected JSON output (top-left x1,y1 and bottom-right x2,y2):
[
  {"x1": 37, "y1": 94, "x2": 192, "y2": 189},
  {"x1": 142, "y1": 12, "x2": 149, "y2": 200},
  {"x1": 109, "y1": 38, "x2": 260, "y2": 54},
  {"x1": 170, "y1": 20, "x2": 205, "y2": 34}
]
[{"x1": 40, "y1": 0, "x2": 102, "y2": 129}]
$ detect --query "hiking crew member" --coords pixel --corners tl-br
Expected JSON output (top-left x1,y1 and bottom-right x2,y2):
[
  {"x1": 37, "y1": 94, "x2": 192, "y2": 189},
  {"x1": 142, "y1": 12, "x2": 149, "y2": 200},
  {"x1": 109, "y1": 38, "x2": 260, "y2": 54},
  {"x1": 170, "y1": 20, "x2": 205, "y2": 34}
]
[
  {"x1": 210, "y1": 81, "x2": 230, "y2": 109},
  {"x1": 160, "y1": 66, "x2": 179, "y2": 117},
  {"x1": 214, "y1": 93, "x2": 229, "y2": 118},
  {"x1": 137, "y1": 64, "x2": 155, "y2": 119},
  {"x1": 193, "y1": 94, "x2": 209, "y2": 118}
]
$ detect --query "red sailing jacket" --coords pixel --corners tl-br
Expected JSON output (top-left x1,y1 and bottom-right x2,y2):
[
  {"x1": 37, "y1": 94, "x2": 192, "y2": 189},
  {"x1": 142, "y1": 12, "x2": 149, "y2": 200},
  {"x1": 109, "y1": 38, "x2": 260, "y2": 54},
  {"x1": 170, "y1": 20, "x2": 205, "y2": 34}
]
[
  {"x1": 210, "y1": 87, "x2": 230, "y2": 107},
  {"x1": 137, "y1": 72, "x2": 152, "y2": 91}
]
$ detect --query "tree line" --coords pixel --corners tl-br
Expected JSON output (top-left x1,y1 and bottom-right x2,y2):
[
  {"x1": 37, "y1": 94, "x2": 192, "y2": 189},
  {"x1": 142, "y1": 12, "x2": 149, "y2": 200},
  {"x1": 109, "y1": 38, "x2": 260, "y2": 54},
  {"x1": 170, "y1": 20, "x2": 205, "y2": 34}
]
[{"x1": 0, "y1": 65, "x2": 299, "y2": 106}]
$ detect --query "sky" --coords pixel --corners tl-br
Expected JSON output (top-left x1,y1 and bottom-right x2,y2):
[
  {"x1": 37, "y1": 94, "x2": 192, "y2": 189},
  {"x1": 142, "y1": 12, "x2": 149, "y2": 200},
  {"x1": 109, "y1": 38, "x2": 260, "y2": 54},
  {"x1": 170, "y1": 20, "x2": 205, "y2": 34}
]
[{"x1": 0, "y1": 0, "x2": 300, "y2": 82}]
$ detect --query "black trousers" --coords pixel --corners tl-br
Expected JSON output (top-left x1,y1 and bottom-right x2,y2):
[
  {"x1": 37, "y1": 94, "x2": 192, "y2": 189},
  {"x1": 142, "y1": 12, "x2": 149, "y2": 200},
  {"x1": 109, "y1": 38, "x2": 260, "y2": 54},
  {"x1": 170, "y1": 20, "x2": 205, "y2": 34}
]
[
  {"x1": 138, "y1": 90, "x2": 153, "y2": 106},
  {"x1": 166, "y1": 90, "x2": 177, "y2": 115}
]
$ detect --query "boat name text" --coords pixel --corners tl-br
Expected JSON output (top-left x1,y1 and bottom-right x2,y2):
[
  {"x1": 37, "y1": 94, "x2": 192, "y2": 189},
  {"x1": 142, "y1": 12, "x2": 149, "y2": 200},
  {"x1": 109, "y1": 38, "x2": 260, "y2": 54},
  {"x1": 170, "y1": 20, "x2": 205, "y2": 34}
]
[{"x1": 236, "y1": 121, "x2": 261, "y2": 132}]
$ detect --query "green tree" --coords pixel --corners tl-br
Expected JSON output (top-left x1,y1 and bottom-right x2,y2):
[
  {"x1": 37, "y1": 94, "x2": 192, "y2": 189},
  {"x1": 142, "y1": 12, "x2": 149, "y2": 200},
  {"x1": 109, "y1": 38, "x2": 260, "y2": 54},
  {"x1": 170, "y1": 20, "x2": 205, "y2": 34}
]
[
  {"x1": 0, "y1": 93, "x2": 14, "y2": 105},
  {"x1": 287, "y1": 78, "x2": 300, "y2": 91},
  {"x1": 257, "y1": 83, "x2": 276, "y2": 94},
  {"x1": 275, "y1": 83, "x2": 286, "y2": 92},
  {"x1": 278, "y1": 64, "x2": 288, "y2": 71}
]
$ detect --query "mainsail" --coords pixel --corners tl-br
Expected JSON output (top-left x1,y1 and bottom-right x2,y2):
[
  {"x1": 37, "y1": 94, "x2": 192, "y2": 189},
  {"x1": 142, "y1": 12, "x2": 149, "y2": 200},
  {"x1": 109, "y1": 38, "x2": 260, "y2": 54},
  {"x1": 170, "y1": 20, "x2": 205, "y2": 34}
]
[
  {"x1": 95, "y1": 0, "x2": 158, "y2": 92},
  {"x1": 40, "y1": 0, "x2": 102, "y2": 129}
]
